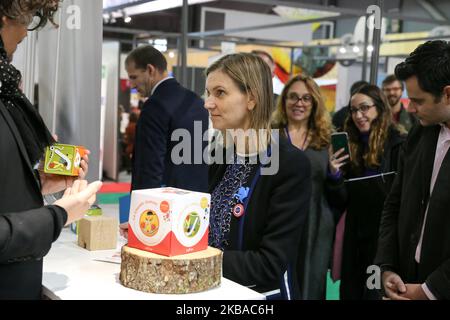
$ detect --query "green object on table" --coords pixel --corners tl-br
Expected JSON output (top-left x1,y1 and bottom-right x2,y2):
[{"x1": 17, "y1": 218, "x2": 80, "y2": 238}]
[
  {"x1": 87, "y1": 205, "x2": 103, "y2": 216},
  {"x1": 71, "y1": 205, "x2": 103, "y2": 234}
]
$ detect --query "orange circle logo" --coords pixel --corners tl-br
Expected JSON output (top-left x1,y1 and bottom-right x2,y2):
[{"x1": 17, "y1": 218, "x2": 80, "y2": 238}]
[
  {"x1": 139, "y1": 210, "x2": 159, "y2": 237},
  {"x1": 160, "y1": 201, "x2": 169, "y2": 213}
]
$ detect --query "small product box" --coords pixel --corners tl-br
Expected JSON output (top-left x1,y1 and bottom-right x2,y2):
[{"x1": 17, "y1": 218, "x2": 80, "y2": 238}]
[
  {"x1": 44, "y1": 143, "x2": 87, "y2": 176},
  {"x1": 128, "y1": 187, "x2": 210, "y2": 257}
]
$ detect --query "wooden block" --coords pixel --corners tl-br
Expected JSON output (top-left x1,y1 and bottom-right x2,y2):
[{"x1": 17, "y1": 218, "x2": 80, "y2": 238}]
[
  {"x1": 120, "y1": 245, "x2": 222, "y2": 294},
  {"x1": 77, "y1": 216, "x2": 118, "y2": 251}
]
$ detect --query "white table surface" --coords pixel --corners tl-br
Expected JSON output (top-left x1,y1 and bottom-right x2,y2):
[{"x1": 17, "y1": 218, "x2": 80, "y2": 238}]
[{"x1": 43, "y1": 222, "x2": 264, "y2": 300}]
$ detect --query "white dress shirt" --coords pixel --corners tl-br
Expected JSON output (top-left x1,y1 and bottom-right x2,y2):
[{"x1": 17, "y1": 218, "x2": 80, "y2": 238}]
[{"x1": 151, "y1": 76, "x2": 173, "y2": 96}]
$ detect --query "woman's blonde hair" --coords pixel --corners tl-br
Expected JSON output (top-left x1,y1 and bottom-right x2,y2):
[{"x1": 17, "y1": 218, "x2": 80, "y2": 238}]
[
  {"x1": 345, "y1": 84, "x2": 392, "y2": 171},
  {"x1": 206, "y1": 53, "x2": 273, "y2": 149},
  {"x1": 272, "y1": 74, "x2": 331, "y2": 150},
  {"x1": 0, "y1": 0, "x2": 60, "y2": 30}
]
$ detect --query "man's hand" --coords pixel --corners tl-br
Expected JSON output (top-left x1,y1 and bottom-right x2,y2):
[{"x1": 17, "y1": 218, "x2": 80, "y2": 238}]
[
  {"x1": 40, "y1": 150, "x2": 90, "y2": 195},
  {"x1": 399, "y1": 284, "x2": 429, "y2": 300},
  {"x1": 382, "y1": 271, "x2": 410, "y2": 300},
  {"x1": 119, "y1": 222, "x2": 129, "y2": 239}
]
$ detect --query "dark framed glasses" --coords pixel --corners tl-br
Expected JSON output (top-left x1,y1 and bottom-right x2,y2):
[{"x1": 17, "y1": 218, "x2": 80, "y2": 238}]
[
  {"x1": 286, "y1": 93, "x2": 313, "y2": 105},
  {"x1": 349, "y1": 104, "x2": 375, "y2": 115}
]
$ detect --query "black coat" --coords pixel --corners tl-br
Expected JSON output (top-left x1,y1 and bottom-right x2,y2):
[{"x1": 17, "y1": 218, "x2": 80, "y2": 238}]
[
  {"x1": 375, "y1": 124, "x2": 450, "y2": 299},
  {"x1": 131, "y1": 78, "x2": 209, "y2": 192},
  {"x1": 296, "y1": 148, "x2": 335, "y2": 300},
  {"x1": 0, "y1": 100, "x2": 67, "y2": 300},
  {"x1": 208, "y1": 137, "x2": 311, "y2": 296},
  {"x1": 327, "y1": 127, "x2": 406, "y2": 300}
]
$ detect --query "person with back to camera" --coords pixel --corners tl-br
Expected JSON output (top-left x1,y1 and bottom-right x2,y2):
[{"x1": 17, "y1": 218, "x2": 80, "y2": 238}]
[{"x1": 0, "y1": 0, "x2": 102, "y2": 299}]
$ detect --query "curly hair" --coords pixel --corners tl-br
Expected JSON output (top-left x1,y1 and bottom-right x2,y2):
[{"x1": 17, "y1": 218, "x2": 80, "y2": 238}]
[
  {"x1": 272, "y1": 74, "x2": 331, "y2": 150},
  {"x1": 344, "y1": 84, "x2": 392, "y2": 172},
  {"x1": 0, "y1": 0, "x2": 60, "y2": 30}
]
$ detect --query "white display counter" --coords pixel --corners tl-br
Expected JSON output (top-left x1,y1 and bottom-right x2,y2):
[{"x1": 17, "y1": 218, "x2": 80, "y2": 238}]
[{"x1": 42, "y1": 228, "x2": 264, "y2": 300}]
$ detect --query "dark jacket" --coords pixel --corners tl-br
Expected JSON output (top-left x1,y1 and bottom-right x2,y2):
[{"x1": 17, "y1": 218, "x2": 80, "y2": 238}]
[
  {"x1": 0, "y1": 100, "x2": 67, "y2": 300},
  {"x1": 296, "y1": 148, "x2": 335, "y2": 300},
  {"x1": 327, "y1": 126, "x2": 406, "y2": 300},
  {"x1": 332, "y1": 106, "x2": 349, "y2": 132},
  {"x1": 395, "y1": 104, "x2": 418, "y2": 133},
  {"x1": 375, "y1": 124, "x2": 450, "y2": 299},
  {"x1": 208, "y1": 137, "x2": 311, "y2": 297},
  {"x1": 132, "y1": 78, "x2": 208, "y2": 192}
]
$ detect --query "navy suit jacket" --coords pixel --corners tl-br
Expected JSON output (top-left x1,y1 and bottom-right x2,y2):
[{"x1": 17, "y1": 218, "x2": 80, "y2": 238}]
[{"x1": 131, "y1": 78, "x2": 208, "y2": 192}]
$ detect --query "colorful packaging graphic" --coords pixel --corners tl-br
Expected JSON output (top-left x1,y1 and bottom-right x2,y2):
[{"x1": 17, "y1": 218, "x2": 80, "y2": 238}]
[
  {"x1": 128, "y1": 187, "x2": 210, "y2": 256},
  {"x1": 44, "y1": 143, "x2": 87, "y2": 176}
]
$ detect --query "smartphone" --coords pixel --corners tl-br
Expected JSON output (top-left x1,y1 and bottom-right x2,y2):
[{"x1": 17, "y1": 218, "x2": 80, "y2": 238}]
[{"x1": 331, "y1": 132, "x2": 351, "y2": 159}]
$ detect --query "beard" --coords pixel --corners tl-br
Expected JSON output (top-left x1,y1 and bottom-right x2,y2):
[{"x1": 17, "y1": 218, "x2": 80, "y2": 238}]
[{"x1": 388, "y1": 95, "x2": 401, "y2": 107}]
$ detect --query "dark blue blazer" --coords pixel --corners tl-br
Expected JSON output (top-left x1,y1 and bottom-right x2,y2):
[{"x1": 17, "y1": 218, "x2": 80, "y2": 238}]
[{"x1": 131, "y1": 78, "x2": 208, "y2": 192}]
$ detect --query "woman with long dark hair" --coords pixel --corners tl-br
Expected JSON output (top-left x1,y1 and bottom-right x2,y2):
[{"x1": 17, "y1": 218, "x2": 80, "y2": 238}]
[{"x1": 328, "y1": 84, "x2": 406, "y2": 300}]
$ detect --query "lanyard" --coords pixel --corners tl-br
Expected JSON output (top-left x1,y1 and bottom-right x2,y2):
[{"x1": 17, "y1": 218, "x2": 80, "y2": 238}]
[
  {"x1": 284, "y1": 126, "x2": 308, "y2": 151},
  {"x1": 284, "y1": 127, "x2": 292, "y2": 145},
  {"x1": 237, "y1": 166, "x2": 261, "y2": 250},
  {"x1": 235, "y1": 146, "x2": 271, "y2": 250}
]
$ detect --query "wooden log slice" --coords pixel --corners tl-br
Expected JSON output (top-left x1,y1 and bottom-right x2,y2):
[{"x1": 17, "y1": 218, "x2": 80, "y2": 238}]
[{"x1": 120, "y1": 246, "x2": 223, "y2": 294}]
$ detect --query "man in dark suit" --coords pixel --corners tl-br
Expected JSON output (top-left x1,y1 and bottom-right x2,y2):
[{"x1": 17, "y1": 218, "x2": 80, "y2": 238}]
[
  {"x1": 125, "y1": 45, "x2": 208, "y2": 193},
  {"x1": 375, "y1": 40, "x2": 450, "y2": 300}
]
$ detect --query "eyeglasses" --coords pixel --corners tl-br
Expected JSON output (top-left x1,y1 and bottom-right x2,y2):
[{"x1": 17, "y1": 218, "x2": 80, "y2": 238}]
[
  {"x1": 349, "y1": 104, "x2": 375, "y2": 115},
  {"x1": 286, "y1": 93, "x2": 313, "y2": 105}
]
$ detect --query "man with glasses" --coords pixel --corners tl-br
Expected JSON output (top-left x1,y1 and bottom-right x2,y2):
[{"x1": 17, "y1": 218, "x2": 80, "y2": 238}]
[{"x1": 382, "y1": 74, "x2": 417, "y2": 132}]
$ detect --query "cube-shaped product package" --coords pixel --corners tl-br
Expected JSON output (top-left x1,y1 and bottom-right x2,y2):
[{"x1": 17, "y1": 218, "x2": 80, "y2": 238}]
[
  {"x1": 44, "y1": 143, "x2": 87, "y2": 176},
  {"x1": 128, "y1": 187, "x2": 210, "y2": 256}
]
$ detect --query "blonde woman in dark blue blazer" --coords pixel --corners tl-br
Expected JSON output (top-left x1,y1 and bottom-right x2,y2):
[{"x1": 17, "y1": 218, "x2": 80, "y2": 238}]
[{"x1": 205, "y1": 53, "x2": 311, "y2": 299}]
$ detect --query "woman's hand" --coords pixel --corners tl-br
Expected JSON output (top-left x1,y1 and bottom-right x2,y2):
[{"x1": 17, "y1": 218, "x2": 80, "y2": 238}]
[
  {"x1": 40, "y1": 150, "x2": 90, "y2": 195},
  {"x1": 53, "y1": 180, "x2": 103, "y2": 226},
  {"x1": 328, "y1": 147, "x2": 350, "y2": 176}
]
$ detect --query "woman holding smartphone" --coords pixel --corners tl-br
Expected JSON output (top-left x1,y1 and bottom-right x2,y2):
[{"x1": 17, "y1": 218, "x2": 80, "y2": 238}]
[
  {"x1": 272, "y1": 74, "x2": 334, "y2": 300},
  {"x1": 328, "y1": 84, "x2": 406, "y2": 300}
]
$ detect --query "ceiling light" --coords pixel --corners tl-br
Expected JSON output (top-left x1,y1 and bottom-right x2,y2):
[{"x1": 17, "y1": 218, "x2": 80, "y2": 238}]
[
  {"x1": 339, "y1": 47, "x2": 347, "y2": 54},
  {"x1": 123, "y1": 10, "x2": 132, "y2": 23},
  {"x1": 125, "y1": 0, "x2": 216, "y2": 15},
  {"x1": 352, "y1": 45, "x2": 360, "y2": 53},
  {"x1": 367, "y1": 45, "x2": 374, "y2": 52}
]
